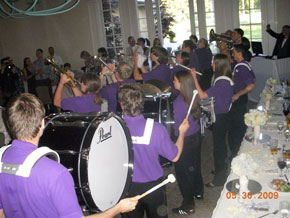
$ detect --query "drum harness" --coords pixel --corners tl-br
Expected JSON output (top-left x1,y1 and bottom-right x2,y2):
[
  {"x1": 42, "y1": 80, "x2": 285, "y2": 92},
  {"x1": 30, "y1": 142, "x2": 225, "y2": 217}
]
[
  {"x1": 0, "y1": 145, "x2": 59, "y2": 177},
  {"x1": 200, "y1": 76, "x2": 234, "y2": 135},
  {"x1": 131, "y1": 118, "x2": 154, "y2": 145}
]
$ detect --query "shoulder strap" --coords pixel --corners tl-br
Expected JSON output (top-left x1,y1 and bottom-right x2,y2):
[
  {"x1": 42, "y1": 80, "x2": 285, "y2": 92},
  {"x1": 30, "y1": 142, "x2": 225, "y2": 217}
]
[
  {"x1": 0, "y1": 146, "x2": 59, "y2": 178},
  {"x1": 131, "y1": 118, "x2": 154, "y2": 145},
  {"x1": 0, "y1": 145, "x2": 12, "y2": 160},
  {"x1": 213, "y1": 76, "x2": 234, "y2": 86},
  {"x1": 233, "y1": 61, "x2": 252, "y2": 77},
  {"x1": 101, "y1": 99, "x2": 108, "y2": 112}
]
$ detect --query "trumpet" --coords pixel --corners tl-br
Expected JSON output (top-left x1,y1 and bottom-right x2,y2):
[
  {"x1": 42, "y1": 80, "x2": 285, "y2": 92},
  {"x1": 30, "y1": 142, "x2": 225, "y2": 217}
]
[
  {"x1": 209, "y1": 29, "x2": 234, "y2": 50},
  {"x1": 46, "y1": 56, "x2": 81, "y2": 88}
]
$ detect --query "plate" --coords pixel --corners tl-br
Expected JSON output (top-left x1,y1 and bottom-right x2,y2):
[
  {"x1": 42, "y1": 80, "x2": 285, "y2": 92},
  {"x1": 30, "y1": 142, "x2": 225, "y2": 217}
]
[
  {"x1": 245, "y1": 133, "x2": 271, "y2": 144},
  {"x1": 268, "y1": 179, "x2": 290, "y2": 192},
  {"x1": 226, "y1": 179, "x2": 262, "y2": 194}
]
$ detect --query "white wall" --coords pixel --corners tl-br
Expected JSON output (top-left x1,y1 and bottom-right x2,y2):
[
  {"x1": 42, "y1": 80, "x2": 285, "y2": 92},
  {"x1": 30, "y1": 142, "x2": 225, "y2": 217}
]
[{"x1": 0, "y1": 0, "x2": 101, "y2": 69}]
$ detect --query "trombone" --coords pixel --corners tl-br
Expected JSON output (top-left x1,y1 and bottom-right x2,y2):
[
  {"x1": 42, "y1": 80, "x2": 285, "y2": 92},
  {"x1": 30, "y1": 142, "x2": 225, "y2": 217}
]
[
  {"x1": 209, "y1": 29, "x2": 234, "y2": 50},
  {"x1": 46, "y1": 56, "x2": 81, "y2": 88}
]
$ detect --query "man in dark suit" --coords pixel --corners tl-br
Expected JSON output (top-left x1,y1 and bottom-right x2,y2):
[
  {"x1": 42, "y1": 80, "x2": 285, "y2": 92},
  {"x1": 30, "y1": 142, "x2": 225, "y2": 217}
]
[{"x1": 266, "y1": 24, "x2": 290, "y2": 59}]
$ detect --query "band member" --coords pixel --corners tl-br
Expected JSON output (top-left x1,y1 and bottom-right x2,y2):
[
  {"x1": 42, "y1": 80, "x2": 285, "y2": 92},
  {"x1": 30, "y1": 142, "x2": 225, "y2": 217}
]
[
  {"x1": 172, "y1": 70, "x2": 203, "y2": 215},
  {"x1": 133, "y1": 47, "x2": 173, "y2": 87},
  {"x1": 118, "y1": 84, "x2": 189, "y2": 218},
  {"x1": 99, "y1": 62, "x2": 136, "y2": 113},
  {"x1": 228, "y1": 44, "x2": 255, "y2": 158},
  {"x1": 169, "y1": 51, "x2": 190, "y2": 73},
  {"x1": 182, "y1": 40, "x2": 200, "y2": 71},
  {"x1": 54, "y1": 72, "x2": 107, "y2": 113},
  {"x1": 192, "y1": 54, "x2": 234, "y2": 188},
  {"x1": 0, "y1": 93, "x2": 139, "y2": 218}
]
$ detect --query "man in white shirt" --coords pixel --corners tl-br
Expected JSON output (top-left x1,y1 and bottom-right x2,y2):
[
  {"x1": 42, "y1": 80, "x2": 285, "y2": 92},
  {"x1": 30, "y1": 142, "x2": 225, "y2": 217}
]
[{"x1": 124, "y1": 36, "x2": 143, "y2": 67}]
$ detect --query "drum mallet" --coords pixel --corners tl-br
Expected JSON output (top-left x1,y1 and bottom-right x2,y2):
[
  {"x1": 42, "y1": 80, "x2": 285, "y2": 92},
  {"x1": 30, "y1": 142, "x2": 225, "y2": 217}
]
[
  {"x1": 138, "y1": 174, "x2": 176, "y2": 199},
  {"x1": 176, "y1": 63, "x2": 202, "y2": 76},
  {"x1": 186, "y1": 90, "x2": 198, "y2": 120},
  {"x1": 94, "y1": 56, "x2": 115, "y2": 74}
]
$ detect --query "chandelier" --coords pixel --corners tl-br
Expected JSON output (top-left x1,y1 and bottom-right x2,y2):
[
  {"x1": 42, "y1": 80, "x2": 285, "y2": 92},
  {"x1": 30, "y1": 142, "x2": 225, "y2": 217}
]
[{"x1": 0, "y1": 0, "x2": 80, "y2": 18}]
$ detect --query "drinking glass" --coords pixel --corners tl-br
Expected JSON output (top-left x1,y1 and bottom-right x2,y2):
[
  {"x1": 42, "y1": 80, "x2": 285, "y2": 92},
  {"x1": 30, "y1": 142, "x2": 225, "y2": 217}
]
[
  {"x1": 277, "y1": 121, "x2": 284, "y2": 134},
  {"x1": 284, "y1": 128, "x2": 290, "y2": 141},
  {"x1": 279, "y1": 201, "x2": 290, "y2": 218},
  {"x1": 277, "y1": 157, "x2": 286, "y2": 178},
  {"x1": 270, "y1": 139, "x2": 278, "y2": 155}
]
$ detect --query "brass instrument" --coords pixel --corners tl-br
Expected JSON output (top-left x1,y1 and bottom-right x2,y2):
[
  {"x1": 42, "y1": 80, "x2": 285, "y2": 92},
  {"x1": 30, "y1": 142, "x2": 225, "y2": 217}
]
[
  {"x1": 209, "y1": 29, "x2": 234, "y2": 50},
  {"x1": 46, "y1": 56, "x2": 81, "y2": 88}
]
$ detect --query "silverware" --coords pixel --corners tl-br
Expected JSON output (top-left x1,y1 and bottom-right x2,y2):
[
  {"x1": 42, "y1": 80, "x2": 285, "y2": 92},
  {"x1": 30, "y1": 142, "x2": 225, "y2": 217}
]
[
  {"x1": 258, "y1": 209, "x2": 279, "y2": 218},
  {"x1": 285, "y1": 174, "x2": 290, "y2": 186}
]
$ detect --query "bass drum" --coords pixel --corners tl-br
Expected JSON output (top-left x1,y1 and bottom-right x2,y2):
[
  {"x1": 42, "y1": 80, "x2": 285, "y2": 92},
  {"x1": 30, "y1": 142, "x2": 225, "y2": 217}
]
[{"x1": 39, "y1": 112, "x2": 133, "y2": 212}]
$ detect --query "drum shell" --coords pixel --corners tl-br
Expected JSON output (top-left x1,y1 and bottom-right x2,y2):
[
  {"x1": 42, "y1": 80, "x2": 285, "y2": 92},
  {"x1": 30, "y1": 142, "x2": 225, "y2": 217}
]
[{"x1": 39, "y1": 113, "x2": 133, "y2": 212}]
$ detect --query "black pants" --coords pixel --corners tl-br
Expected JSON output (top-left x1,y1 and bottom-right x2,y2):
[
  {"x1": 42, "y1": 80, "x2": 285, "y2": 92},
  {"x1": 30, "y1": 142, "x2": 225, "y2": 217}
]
[
  {"x1": 212, "y1": 113, "x2": 229, "y2": 186},
  {"x1": 174, "y1": 132, "x2": 203, "y2": 207},
  {"x1": 228, "y1": 95, "x2": 248, "y2": 158},
  {"x1": 121, "y1": 177, "x2": 168, "y2": 218}
]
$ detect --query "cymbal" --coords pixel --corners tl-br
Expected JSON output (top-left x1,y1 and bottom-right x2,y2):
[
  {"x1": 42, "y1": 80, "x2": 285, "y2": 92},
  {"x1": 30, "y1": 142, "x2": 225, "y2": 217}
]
[
  {"x1": 145, "y1": 80, "x2": 171, "y2": 93},
  {"x1": 140, "y1": 83, "x2": 162, "y2": 95}
]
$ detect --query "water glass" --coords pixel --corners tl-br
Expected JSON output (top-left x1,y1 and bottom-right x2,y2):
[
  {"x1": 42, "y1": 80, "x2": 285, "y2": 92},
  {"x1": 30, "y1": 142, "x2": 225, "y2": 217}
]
[
  {"x1": 280, "y1": 201, "x2": 290, "y2": 218},
  {"x1": 277, "y1": 121, "x2": 284, "y2": 134},
  {"x1": 284, "y1": 128, "x2": 290, "y2": 141}
]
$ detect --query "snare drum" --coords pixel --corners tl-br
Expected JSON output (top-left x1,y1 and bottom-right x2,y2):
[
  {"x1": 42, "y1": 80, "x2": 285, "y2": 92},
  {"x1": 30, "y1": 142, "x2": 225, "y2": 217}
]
[{"x1": 39, "y1": 112, "x2": 133, "y2": 212}]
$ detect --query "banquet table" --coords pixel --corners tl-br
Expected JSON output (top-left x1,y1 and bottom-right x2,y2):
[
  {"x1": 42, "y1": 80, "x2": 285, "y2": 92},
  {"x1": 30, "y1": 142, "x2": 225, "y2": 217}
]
[
  {"x1": 249, "y1": 57, "x2": 290, "y2": 103},
  {"x1": 211, "y1": 91, "x2": 290, "y2": 218}
]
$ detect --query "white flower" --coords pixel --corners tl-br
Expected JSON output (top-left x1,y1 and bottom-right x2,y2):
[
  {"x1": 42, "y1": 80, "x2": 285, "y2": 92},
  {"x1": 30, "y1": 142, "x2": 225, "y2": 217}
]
[
  {"x1": 231, "y1": 153, "x2": 258, "y2": 177},
  {"x1": 244, "y1": 109, "x2": 268, "y2": 127}
]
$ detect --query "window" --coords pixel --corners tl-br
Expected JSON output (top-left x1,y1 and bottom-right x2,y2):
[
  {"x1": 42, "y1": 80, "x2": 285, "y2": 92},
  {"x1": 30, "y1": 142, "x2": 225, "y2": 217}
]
[
  {"x1": 137, "y1": 0, "x2": 148, "y2": 39},
  {"x1": 204, "y1": 0, "x2": 215, "y2": 40},
  {"x1": 102, "y1": 0, "x2": 123, "y2": 58},
  {"x1": 238, "y1": 0, "x2": 262, "y2": 42},
  {"x1": 193, "y1": 0, "x2": 199, "y2": 39}
]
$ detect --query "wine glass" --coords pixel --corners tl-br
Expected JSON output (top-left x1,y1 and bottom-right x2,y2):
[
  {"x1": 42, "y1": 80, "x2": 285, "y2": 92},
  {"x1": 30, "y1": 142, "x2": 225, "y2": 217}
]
[
  {"x1": 284, "y1": 128, "x2": 290, "y2": 141},
  {"x1": 277, "y1": 157, "x2": 286, "y2": 178},
  {"x1": 278, "y1": 122, "x2": 284, "y2": 134},
  {"x1": 279, "y1": 201, "x2": 290, "y2": 218}
]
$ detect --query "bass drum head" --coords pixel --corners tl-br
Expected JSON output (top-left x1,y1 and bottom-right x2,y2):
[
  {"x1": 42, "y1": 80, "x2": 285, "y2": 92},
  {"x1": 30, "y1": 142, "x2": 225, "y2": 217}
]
[{"x1": 87, "y1": 115, "x2": 133, "y2": 211}]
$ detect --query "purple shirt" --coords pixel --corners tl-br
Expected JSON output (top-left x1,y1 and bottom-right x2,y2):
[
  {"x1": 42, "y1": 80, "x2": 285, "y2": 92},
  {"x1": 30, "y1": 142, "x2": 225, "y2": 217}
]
[
  {"x1": 189, "y1": 50, "x2": 200, "y2": 71},
  {"x1": 142, "y1": 64, "x2": 174, "y2": 87},
  {"x1": 61, "y1": 94, "x2": 101, "y2": 113},
  {"x1": 0, "y1": 140, "x2": 82, "y2": 218},
  {"x1": 173, "y1": 94, "x2": 200, "y2": 137},
  {"x1": 99, "y1": 79, "x2": 136, "y2": 112},
  {"x1": 124, "y1": 115, "x2": 177, "y2": 183},
  {"x1": 233, "y1": 60, "x2": 255, "y2": 94},
  {"x1": 206, "y1": 79, "x2": 233, "y2": 114},
  {"x1": 195, "y1": 48, "x2": 212, "y2": 72}
]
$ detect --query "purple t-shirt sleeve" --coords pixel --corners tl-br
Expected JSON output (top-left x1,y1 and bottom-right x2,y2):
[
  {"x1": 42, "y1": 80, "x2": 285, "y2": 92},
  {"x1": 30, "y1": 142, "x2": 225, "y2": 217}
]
[
  {"x1": 61, "y1": 97, "x2": 77, "y2": 111},
  {"x1": 238, "y1": 66, "x2": 255, "y2": 86},
  {"x1": 50, "y1": 169, "x2": 83, "y2": 218},
  {"x1": 155, "y1": 124, "x2": 178, "y2": 161},
  {"x1": 206, "y1": 84, "x2": 219, "y2": 98}
]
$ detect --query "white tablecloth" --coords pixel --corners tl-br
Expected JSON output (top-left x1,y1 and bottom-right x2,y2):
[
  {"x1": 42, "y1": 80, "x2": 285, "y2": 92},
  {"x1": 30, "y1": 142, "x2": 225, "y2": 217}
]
[
  {"x1": 249, "y1": 57, "x2": 290, "y2": 102},
  {"x1": 211, "y1": 97, "x2": 290, "y2": 218}
]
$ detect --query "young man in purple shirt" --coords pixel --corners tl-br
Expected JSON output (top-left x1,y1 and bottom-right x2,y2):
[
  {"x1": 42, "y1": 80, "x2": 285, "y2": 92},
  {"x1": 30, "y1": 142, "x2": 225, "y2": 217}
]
[
  {"x1": 0, "y1": 93, "x2": 139, "y2": 218},
  {"x1": 99, "y1": 62, "x2": 136, "y2": 112},
  {"x1": 228, "y1": 44, "x2": 255, "y2": 158},
  {"x1": 133, "y1": 47, "x2": 174, "y2": 88},
  {"x1": 182, "y1": 40, "x2": 200, "y2": 72},
  {"x1": 118, "y1": 84, "x2": 189, "y2": 218}
]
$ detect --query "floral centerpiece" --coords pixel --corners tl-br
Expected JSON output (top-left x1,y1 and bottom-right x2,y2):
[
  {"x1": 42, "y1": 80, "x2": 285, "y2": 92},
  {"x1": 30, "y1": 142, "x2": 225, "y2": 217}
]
[{"x1": 244, "y1": 109, "x2": 268, "y2": 145}]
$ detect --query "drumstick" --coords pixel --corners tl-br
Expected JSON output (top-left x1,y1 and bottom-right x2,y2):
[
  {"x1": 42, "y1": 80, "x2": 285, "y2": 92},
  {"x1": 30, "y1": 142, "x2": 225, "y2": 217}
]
[
  {"x1": 94, "y1": 56, "x2": 114, "y2": 73},
  {"x1": 176, "y1": 63, "x2": 202, "y2": 75},
  {"x1": 138, "y1": 174, "x2": 176, "y2": 199},
  {"x1": 186, "y1": 90, "x2": 198, "y2": 120}
]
